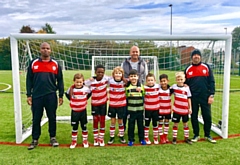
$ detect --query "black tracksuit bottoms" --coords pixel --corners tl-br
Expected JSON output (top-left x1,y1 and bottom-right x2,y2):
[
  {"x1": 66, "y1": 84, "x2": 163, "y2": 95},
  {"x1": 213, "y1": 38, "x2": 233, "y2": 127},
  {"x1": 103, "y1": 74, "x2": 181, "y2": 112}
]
[
  {"x1": 127, "y1": 110, "x2": 144, "y2": 142},
  {"x1": 31, "y1": 93, "x2": 58, "y2": 140},
  {"x1": 191, "y1": 95, "x2": 212, "y2": 137}
]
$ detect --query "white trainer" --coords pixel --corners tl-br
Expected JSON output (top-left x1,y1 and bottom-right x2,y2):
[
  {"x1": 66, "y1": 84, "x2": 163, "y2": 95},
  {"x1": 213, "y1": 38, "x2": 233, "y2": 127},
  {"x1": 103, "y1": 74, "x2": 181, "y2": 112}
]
[
  {"x1": 99, "y1": 139, "x2": 105, "y2": 147},
  {"x1": 94, "y1": 139, "x2": 99, "y2": 146},
  {"x1": 145, "y1": 138, "x2": 151, "y2": 145},
  {"x1": 70, "y1": 141, "x2": 77, "y2": 149},
  {"x1": 83, "y1": 140, "x2": 89, "y2": 148}
]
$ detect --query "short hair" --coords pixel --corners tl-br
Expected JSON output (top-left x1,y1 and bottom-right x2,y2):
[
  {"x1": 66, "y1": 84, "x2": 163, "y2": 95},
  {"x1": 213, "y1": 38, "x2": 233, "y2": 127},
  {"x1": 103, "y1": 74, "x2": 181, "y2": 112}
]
[
  {"x1": 73, "y1": 73, "x2": 84, "y2": 81},
  {"x1": 112, "y1": 66, "x2": 124, "y2": 77},
  {"x1": 95, "y1": 64, "x2": 105, "y2": 71},
  {"x1": 40, "y1": 42, "x2": 51, "y2": 49},
  {"x1": 159, "y1": 74, "x2": 168, "y2": 80},
  {"x1": 129, "y1": 69, "x2": 138, "y2": 76},
  {"x1": 175, "y1": 71, "x2": 185, "y2": 78},
  {"x1": 146, "y1": 73, "x2": 155, "y2": 80}
]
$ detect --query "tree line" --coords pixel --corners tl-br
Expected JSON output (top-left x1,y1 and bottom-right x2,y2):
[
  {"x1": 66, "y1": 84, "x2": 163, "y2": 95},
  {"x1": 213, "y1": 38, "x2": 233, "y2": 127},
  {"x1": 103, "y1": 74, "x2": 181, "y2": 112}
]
[
  {"x1": 0, "y1": 25, "x2": 240, "y2": 70},
  {"x1": 0, "y1": 23, "x2": 55, "y2": 70}
]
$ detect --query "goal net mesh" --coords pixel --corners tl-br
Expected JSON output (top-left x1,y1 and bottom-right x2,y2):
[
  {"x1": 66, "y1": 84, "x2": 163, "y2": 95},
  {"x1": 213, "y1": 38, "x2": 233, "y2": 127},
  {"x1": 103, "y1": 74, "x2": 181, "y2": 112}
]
[{"x1": 11, "y1": 35, "x2": 230, "y2": 143}]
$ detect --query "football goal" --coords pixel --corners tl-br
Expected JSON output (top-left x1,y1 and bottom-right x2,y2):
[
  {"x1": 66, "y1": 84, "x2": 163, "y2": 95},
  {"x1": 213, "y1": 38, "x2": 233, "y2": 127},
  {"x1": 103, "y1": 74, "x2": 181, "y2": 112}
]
[
  {"x1": 91, "y1": 56, "x2": 158, "y2": 78},
  {"x1": 10, "y1": 34, "x2": 232, "y2": 143}
]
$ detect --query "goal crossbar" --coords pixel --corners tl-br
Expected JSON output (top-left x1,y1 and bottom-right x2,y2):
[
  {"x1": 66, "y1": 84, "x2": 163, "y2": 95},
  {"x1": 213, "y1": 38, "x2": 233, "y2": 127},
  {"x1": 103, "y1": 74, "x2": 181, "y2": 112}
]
[{"x1": 10, "y1": 33, "x2": 231, "y2": 40}]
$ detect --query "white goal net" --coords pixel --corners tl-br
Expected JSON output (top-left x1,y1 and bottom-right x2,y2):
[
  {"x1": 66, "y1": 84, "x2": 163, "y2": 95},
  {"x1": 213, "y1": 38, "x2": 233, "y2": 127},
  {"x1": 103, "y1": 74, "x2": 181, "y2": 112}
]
[
  {"x1": 91, "y1": 56, "x2": 158, "y2": 79},
  {"x1": 10, "y1": 34, "x2": 231, "y2": 143}
]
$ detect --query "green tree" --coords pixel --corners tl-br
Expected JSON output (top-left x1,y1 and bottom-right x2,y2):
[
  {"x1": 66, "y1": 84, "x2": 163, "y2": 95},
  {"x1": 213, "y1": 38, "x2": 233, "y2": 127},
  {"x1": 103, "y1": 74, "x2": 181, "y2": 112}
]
[
  {"x1": 0, "y1": 38, "x2": 11, "y2": 70},
  {"x1": 41, "y1": 23, "x2": 56, "y2": 34},
  {"x1": 231, "y1": 26, "x2": 240, "y2": 51},
  {"x1": 20, "y1": 25, "x2": 35, "y2": 33}
]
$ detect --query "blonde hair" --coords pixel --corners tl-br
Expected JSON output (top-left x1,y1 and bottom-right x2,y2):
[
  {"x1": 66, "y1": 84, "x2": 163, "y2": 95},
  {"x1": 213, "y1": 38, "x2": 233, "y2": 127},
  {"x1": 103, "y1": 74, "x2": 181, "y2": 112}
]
[
  {"x1": 73, "y1": 73, "x2": 84, "y2": 81},
  {"x1": 175, "y1": 71, "x2": 185, "y2": 78},
  {"x1": 112, "y1": 66, "x2": 124, "y2": 78}
]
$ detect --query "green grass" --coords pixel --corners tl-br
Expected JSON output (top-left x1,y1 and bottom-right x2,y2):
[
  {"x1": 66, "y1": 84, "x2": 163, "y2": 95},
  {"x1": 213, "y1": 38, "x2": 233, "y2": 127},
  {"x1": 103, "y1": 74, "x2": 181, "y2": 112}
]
[
  {"x1": 1, "y1": 138, "x2": 240, "y2": 165},
  {"x1": 1, "y1": 70, "x2": 240, "y2": 165}
]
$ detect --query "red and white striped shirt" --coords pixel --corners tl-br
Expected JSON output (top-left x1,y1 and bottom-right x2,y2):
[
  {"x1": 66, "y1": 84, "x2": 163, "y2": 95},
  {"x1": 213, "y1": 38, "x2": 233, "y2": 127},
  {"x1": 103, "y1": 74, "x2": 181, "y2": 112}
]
[
  {"x1": 85, "y1": 76, "x2": 109, "y2": 106},
  {"x1": 108, "y1": 78, "x2": 126, "y2": 108},
  {"x1": 144, "y1": 84, "x2": 160, "y2": 111},
  {"x1": 171, "y1": 84, "x2": 191, "y2": 115},
  {"x1": 67, "y1": 86, "x2": 91, "y2": 112},
  {"x1": 159, "y1": 87, "x2": 172, "y2": 115}
]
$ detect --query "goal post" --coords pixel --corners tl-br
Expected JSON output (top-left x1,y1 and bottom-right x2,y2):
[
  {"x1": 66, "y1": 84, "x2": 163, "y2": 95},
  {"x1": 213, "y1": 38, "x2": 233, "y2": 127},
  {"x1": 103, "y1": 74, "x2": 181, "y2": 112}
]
[
  {"x1": 10, "y1": 34, "x2": 232, "y2": 143},
  {"x1": 56, "y1": 59, "x2": 66, "y2": 71}
]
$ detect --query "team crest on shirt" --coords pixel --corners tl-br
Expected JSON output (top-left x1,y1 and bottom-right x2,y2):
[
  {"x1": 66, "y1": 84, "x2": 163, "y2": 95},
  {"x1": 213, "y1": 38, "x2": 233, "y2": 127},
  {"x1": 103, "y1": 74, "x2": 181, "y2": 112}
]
[
  {"x1": 52, "y1": 66, "x2": 56, "y2": 71},
  {"x1": 34, "y1": 65, "x2": 39, "y2": 70},
  {"x1": 188, "y1": 71, "x2": 193, "y2": 75},
  {"x1": 203, "y1": 69, "x2": 207, "y2": 74},
  {"x1": 92, "y1": 87, "x2": 98, "y2": 90}
]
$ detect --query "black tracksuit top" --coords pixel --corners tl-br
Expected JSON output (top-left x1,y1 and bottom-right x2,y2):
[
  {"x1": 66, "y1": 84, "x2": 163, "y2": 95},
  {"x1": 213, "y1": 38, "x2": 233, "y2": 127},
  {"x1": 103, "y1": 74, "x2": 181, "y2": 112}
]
[
  {"x1": 26, "y1": 57, "x2": 64, "y2": 99},
  {"x1": 184, "y1": 62, "x2": 215, "y2": 97}
]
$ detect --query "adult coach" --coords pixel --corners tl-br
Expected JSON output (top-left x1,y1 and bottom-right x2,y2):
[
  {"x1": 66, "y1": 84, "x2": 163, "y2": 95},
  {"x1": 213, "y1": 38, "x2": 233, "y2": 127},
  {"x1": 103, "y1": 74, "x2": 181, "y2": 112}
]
[
  {"x1": 184, "y1": 49, "x2": 216, "y2": 144},
  {"x1": 26, "y1": 42, "x2": 64, "y2": 150},
  {"x1": 121, "y1": 45, "x2": 148, "y2": 130},
  {"x1": 121, "y1": 45, "x2": 148, "y2": 84}
]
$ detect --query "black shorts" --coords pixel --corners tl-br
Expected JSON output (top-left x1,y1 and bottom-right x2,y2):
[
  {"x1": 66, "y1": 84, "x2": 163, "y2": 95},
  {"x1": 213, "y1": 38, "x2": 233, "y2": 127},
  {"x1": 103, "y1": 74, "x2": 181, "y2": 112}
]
[
  {"x1": 71, "y1": 110, "x2": 87, "y2": 126},
  {"x1": 145, "y1": 110, "x2": 159, "y2": 122},
  {"x1": 159, "y1": 114, "x2": 172, "y2": 120},
  {"x1": 108, "y1": 106, "x2": 124, "y2": 119},
  {"x1": 91, "y1": 104, "x2": 107, "y2": 116},
  {"x1": 172, "y1": 113, "x2": 189, "y2": 123}
]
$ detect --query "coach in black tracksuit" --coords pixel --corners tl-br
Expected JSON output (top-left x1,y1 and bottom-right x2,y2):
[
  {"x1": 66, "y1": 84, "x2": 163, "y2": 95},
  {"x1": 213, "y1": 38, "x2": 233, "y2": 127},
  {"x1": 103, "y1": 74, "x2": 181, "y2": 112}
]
[
  {"x1": 184, "y1": 49, "x2": 216, "y2": 143},
  {"x1": 26, "y1": 42, "x2": 64, "y2": 150}
]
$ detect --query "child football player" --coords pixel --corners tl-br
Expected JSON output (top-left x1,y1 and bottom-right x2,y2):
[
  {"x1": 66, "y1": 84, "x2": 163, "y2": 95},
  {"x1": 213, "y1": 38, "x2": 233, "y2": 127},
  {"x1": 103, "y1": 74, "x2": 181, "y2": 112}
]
[
  {"x1": 144, "y1": 73, "x2": 160, "y2": 145},
  {"x1": 85, "y1": 64, "x2": 109, "y2": 147},
  {"x1": 171, "y1": 71, "x2": 192, "y2": 145},
  {"x1": 126, "y1": 69, "x2": 146, "y2": 146},
  {"x1": 65, "y1": 73, "x2": 91, "y2": 148},
  {"x1": 158, "y1": 74, "x2": 172, "y2": 144},
  {"x1": 107, "y1": 66, "x2": 127, "y2": 144}
]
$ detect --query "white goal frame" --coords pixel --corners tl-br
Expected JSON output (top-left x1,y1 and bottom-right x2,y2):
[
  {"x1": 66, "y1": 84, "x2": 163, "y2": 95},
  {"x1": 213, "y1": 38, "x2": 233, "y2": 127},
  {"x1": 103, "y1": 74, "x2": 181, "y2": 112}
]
[
  {"x1": 10, "y1": 34, "x2": 232, "y2": 143},
  {"x1": 91, "y1": 56, "x2": 159, "y2": 78}
]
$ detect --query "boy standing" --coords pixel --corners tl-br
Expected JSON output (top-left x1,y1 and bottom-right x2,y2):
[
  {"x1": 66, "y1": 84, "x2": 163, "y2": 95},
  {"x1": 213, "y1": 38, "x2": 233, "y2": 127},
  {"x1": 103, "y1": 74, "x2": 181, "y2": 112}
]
[
  {"x1": 144, "y1": 73, "x2": 160, "y2": 145},
  {"x1": 125, "y1": 69, "x2": 146, "y2": 146},
  {"x1": 171, "y1": 72, "x2": 192, "y2": 145},
  {"x1": 158, "y1": 74, "x2": 172, "y2": 144},
  {"x1": 65, "y1": 73, "x2": 91, "y2": 148},
  {"x1": 107, "y1": 66, "x2": 127, "y2": 144},
  {"x1": 85, "y1": 64, "x2": 109, "y2": 147}
]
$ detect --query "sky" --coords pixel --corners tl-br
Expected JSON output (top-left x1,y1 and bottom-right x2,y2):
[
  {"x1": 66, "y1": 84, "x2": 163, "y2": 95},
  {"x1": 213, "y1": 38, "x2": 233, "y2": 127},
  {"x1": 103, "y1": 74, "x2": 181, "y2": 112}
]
[{"x1": 1, "y1": 0, "x2": 240, "y2": 38}]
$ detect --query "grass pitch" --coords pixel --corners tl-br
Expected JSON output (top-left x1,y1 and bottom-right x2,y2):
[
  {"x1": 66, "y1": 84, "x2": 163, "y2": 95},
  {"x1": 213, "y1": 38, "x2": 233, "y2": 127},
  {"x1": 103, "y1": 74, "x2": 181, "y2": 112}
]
[{"x1": 1, "y1": 70, "x2": 240, "y2": 165}]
